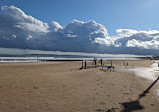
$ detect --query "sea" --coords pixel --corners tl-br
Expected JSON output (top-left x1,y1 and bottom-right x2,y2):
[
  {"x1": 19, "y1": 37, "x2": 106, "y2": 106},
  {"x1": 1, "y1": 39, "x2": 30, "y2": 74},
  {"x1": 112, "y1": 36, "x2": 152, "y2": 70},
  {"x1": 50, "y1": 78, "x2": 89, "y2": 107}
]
[
  {"x1": 0, "y1": 54, "x2": 151, "y2": 63},
  {"x1": 0, "y1": 47, "x2": 151, "y2": 63}
]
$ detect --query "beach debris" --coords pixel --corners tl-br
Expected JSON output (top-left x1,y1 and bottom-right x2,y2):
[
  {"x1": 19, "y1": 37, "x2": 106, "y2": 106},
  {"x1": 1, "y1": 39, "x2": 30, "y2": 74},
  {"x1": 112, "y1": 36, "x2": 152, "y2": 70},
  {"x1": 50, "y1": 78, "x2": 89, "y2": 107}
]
[{"x1": 123, "y1": 61, "x2": 129, "y2": 66}]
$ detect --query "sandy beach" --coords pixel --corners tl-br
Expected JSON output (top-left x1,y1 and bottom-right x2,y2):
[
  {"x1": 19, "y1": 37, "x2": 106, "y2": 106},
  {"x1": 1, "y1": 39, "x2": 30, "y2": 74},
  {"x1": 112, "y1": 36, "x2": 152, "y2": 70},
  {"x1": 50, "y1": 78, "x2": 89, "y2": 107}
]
[{"x1": 0, "y1": 60, "x2": 159, "y2": 112}]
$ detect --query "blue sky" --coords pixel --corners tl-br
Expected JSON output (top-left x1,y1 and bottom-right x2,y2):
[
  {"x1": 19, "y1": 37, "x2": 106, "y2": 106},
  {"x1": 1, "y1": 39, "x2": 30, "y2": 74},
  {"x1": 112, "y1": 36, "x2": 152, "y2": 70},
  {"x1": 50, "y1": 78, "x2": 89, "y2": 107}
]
[{"x1": 1, "y1": 0, "x2": 159, "y2": 36}]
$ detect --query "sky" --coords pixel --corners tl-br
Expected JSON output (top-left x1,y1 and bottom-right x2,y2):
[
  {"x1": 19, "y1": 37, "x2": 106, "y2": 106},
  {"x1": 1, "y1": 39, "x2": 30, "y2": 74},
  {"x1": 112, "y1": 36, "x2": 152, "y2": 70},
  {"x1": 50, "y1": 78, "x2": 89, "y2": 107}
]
[
  {"x1": 0, "y1": 0, "x2": 159, "y2": 55},
  {"x1": 1, "y1": 0, "x2": 159, "y2": 36}
]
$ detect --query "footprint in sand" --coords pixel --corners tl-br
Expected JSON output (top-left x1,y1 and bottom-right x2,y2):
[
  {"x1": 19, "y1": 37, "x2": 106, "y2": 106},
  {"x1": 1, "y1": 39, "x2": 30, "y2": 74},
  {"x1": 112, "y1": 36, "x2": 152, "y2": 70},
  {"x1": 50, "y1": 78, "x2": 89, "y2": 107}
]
[
  {"x1": 24, "y1": 106, "x2": 29, "y2": 110},
  {"x1": 111, "y1": 84, "x2": 114, "y2": 86},
  {"x1": 63, "y1": 96, "x2": 69, "y2": 100},
  {"x1": 33, "y1": 85, "x2": 39, "y2": 89},
  {"x1": 92, "y1": 97, "x2": 96, "y2": 100},
  {"x1": 0, "y1": 102, "x2": 5, "y2": 104},
  {"x1": 99, "y1": 101, "x2": 106, "y2": 105},
  {"x1": 151, "y1": 104, "x2": 155, "y2": 106},
  {"x1": 123, "y1": 93, "x2": 130, "y2": 95},
  {"x1": 96, "y1": 79, "x2": 100, "y2": 81},
  {"x1": 97, "y1": 83, "x2": 100, "y2": 85},
  {"x1": 96, "y1": 109, "x2": 102, "y2": 111},
  {"x1": 120, "y1": 96, "x2": 124, "y2": 99},
  {"x1": 94, "y1": 88, "x2": 97, "y2": 91},
  {"x1": 96, "y1": 108, "x2": 119, "y2": 112}
]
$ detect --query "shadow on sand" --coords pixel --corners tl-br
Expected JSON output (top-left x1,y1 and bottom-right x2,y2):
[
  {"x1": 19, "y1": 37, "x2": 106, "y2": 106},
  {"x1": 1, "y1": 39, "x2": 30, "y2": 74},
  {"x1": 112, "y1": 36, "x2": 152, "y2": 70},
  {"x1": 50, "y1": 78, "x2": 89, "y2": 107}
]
[
  {"x1": 121, "y1": 77, "x2": 159, "y2": 112},
  {"x1": 79, "y1": 65, "x2": 101, "y2": 70}
]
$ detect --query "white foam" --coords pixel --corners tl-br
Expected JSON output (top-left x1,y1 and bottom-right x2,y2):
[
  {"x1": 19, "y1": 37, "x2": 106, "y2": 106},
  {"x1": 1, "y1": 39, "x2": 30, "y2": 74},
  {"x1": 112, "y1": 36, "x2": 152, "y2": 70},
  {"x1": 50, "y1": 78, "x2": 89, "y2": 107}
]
[
  {"x1": 0, "y1": 60, "x2": 39, "y2": 63},
  {"x1": 129, "y1": 62, "x2": 159, "y2": 101},
  {"x1": 129, "y1": 62, "x2": 159, "y2": 81}
]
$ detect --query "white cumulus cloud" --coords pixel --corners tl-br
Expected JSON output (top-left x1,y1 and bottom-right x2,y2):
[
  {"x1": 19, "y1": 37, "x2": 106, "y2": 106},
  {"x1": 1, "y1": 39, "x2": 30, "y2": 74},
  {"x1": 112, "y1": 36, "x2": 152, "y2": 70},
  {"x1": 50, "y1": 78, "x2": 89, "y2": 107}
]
[
  {"x1": 0, "y1": 6, "x2": 159, "y2": 55},
  {"x1": 64, "y1": 20, "x2": 108, "y2": 40},
  {"x1": 50, "y1": 21, "x2": 63, "y2": 32},
  {"x1": 116, "y1": 29, "x2": 159, "y2": 49},
  {"x1": 2, "y1": 6, "x2": 50, "y2": 33},
  {"x1": 126, "y1": 39, "x2": 159, "y2": 49}
]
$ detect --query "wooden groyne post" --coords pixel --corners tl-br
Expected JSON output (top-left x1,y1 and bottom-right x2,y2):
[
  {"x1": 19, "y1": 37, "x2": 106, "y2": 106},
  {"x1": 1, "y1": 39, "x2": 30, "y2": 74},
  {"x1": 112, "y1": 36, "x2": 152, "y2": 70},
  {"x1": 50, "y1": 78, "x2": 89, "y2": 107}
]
[
  {"x1": 100, "y1": 58, "x2": 103, "y2": 66},
  {"x1": 94, "y1": 60, "x2": 97, "y2": 68},
  {"x1": 111, "y1": 60, "x2": 112, "y2": 66},
  {"x1": 82, "y1": 61, "x2": 83, "y2": 68},
  {"x1": 85, "y1": 61, "x2": 87, "y2": 69}
]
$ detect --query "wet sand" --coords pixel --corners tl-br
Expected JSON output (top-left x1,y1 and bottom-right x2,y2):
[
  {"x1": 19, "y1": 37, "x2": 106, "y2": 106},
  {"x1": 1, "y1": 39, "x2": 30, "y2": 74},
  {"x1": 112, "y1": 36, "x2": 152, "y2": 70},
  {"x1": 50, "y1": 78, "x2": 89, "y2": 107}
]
[{"x1": 0, "y1": 60, "x2": 159, "y2": 112}]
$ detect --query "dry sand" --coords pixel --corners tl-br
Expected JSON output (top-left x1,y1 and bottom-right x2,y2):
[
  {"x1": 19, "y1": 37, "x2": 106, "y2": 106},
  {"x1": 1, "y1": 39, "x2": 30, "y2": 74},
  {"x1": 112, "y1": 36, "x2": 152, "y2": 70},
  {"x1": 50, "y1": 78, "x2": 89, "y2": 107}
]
[{"x1": 0, "y1": 60, "x2": 159, "y2": 112}]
